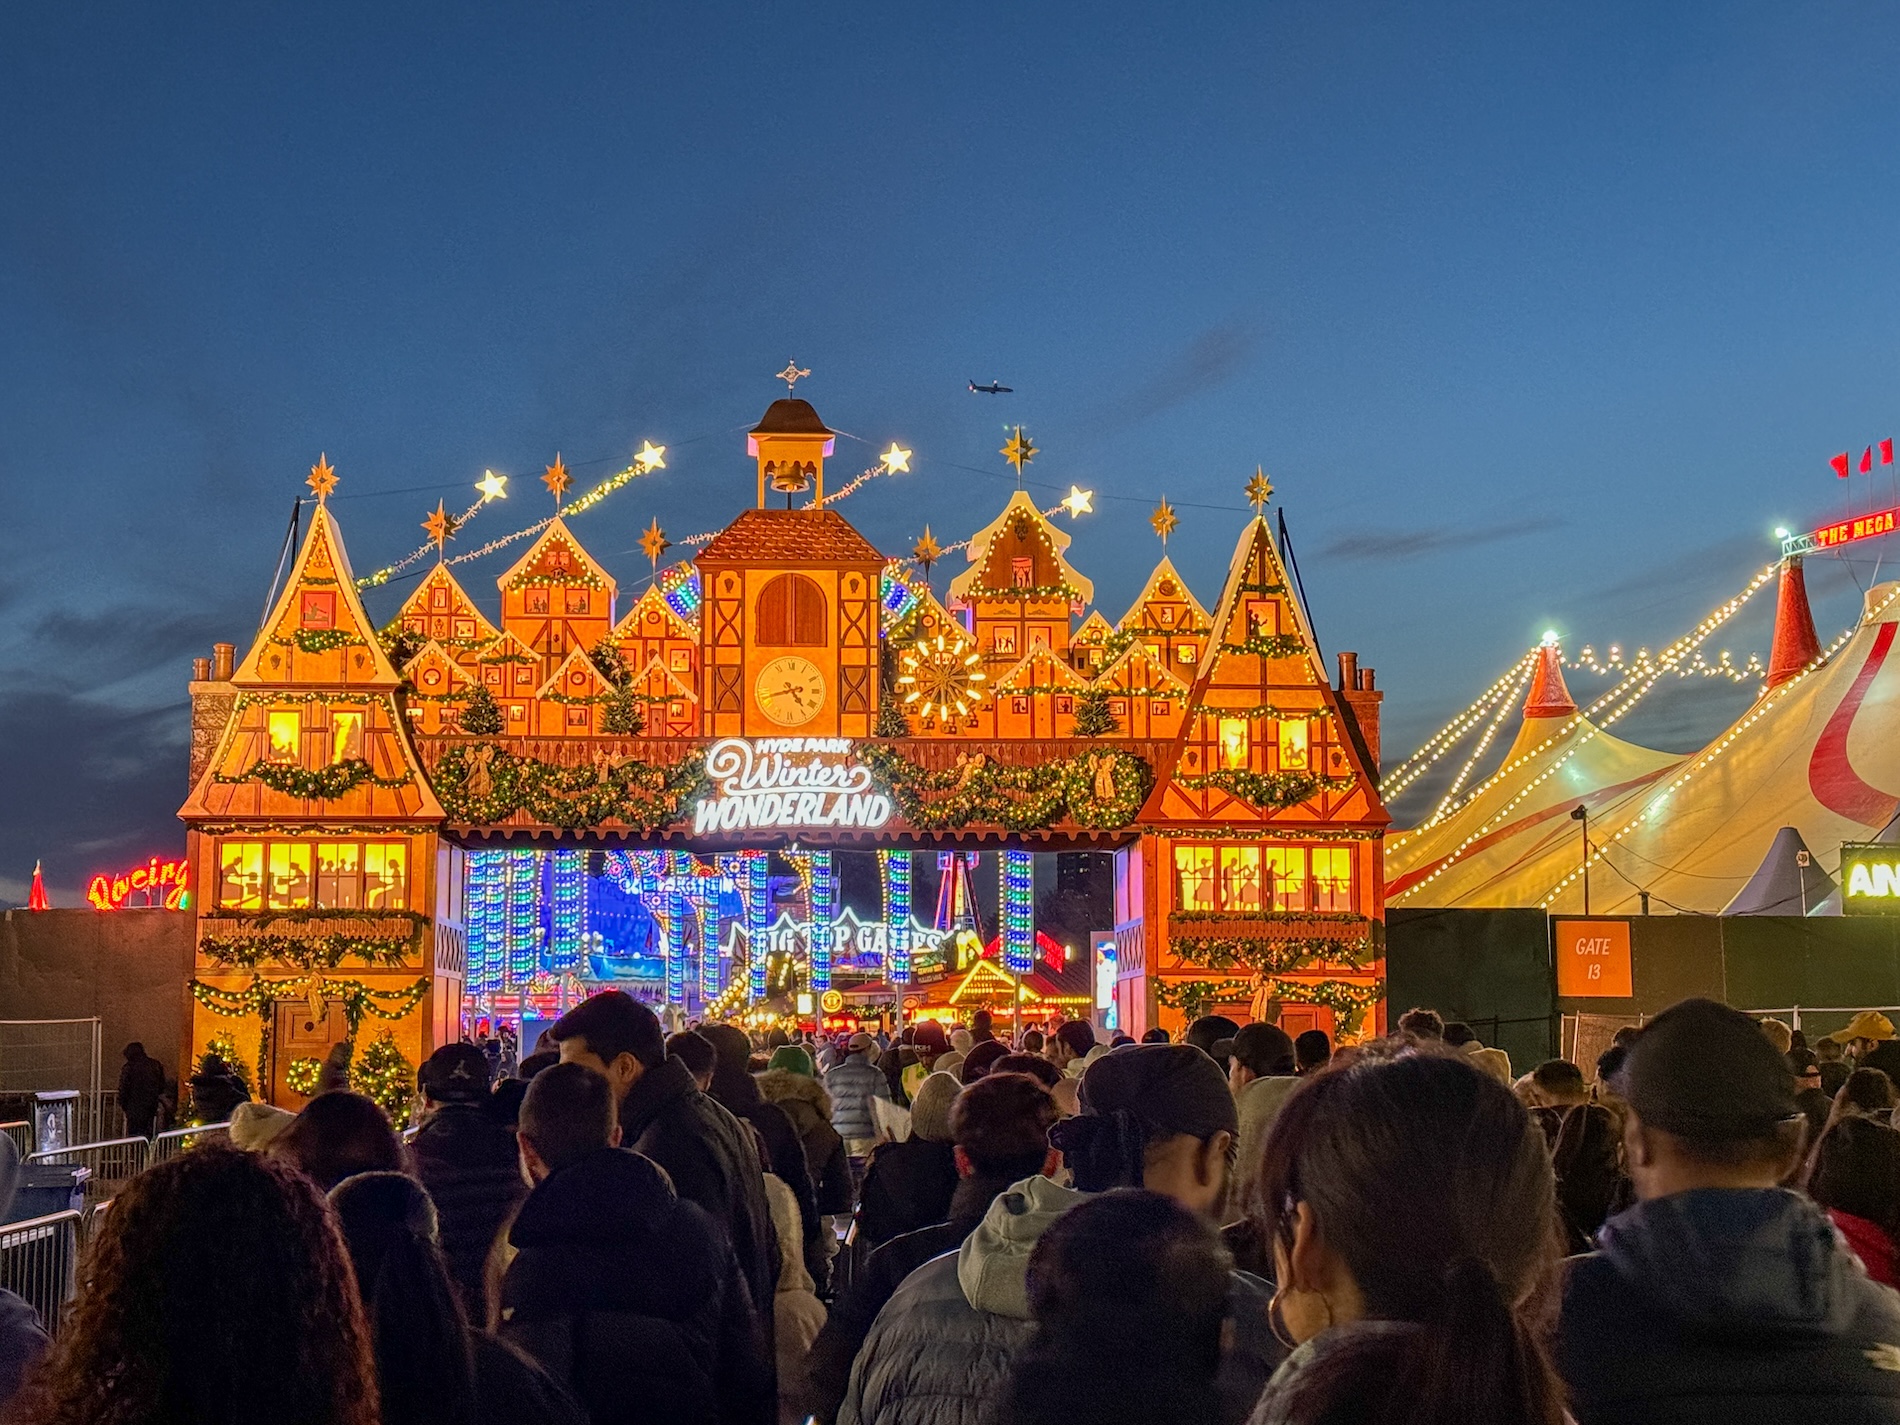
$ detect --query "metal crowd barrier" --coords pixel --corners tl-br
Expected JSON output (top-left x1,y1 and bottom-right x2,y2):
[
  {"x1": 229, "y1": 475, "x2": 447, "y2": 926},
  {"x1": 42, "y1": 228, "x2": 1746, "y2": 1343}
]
[
  {"x1": 27, "y1": 1136, "x2": 149, "y2": 1203},
  {"x1": 149, "y1": 1123, "x2": 230, "y2": 1164},
  {"x1": 0, "y1": 1211, "x2": 79, "y2": 1338},
  {"x1": 0, "y1": 1122, "x2": 30, "y2": 1159}
]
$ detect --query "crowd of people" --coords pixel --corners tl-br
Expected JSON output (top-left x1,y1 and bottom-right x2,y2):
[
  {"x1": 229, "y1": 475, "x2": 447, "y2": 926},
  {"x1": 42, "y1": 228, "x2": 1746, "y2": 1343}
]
[{"x1": 7, "y1": 992, "x2": 1900, "y2": 1422}]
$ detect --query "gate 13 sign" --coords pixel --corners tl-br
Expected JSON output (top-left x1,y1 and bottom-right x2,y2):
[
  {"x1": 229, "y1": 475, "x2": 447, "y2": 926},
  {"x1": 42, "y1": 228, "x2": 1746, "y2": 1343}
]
[
  {"x1": 88, "y1": 856, "x2": 191, "y2": 911},
  {"x1": 1553, "y1": 919, "x2": 1633, "y2": 998},
  {"x1": 694, "y1": 738, "x2": 894, "y2": 834}
]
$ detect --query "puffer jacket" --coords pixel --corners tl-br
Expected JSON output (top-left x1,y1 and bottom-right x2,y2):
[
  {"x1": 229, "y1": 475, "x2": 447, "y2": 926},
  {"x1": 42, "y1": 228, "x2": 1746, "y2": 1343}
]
[
  {"x1": 411, "y1": 1102, "x2": 529, "y2": 1316},
  {"x1": 501, "y1": 1146, "x2": 772, "y2": 1425},
  {"x1": 757, "y1": 1069, "x2": 853, "y2": 1216},
  {"x1": 855, "y1": 1137, "x2": 959, "y2": 1248},
  {"x1": 823, "y1": 1053, "x2": 891, "y2": 1143},
  {"x1": 1559, "y1": 1187, "x2": 1900, "y2": 1424},
  {"x1": 837, "y1": 1176, "x2": 1282, "y2": 1425}
]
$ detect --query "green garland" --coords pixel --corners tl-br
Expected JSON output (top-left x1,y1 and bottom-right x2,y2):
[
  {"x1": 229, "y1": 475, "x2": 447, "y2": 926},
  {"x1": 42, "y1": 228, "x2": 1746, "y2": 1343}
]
[
  {"x1": 1169, "y1": 932, "x2": 1371, "y2": 976},
  {"x1": 219, "y1": 757, "x2": 414, "y2": 800},
  {"x1": 1156, "y1": 976, "x2": 1383, "y2": 1036},
  {"x1": 1155, "y1": 979, "x2": 1252, "y2": 1019},
  {"x1": 191, "y1": 973, "x2": 429, "y2": 1095},
  {"x1": 431, "y1": 741, "x2": 707, "y2": 829},
  {"x1": 200, "y1": 921, "x2": 420, "y2": 972},
  {"x1": 1173, "y1": 768, "x2": 1353, "y2": 810},
  {"x1": 860, "y1": 744, "x2": 1151, "y2": 831},
  {"x1": 1221, "y1": 633, "x2": 1307, "y2": 659},
  {"x1": 1211, "y1": 704, "x2": 1335, "y2": 722},
  {"x1": 279, "y1": 627, "x2": 366, "y2": 655}
]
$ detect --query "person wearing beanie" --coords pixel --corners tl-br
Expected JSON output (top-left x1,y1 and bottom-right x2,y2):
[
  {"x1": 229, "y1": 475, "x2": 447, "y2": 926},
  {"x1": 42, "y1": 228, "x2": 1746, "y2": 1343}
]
[
  {"x1": 950, "y1": 1027, "x2": 975, "y2": 1056},
  {"x1": 767, "y1": 1045, "x2": 816, "y2": 1078},
  {"x1": 839, "y1": 1045, "x2": 1283, "y2": 1425},
  {"x1": 1559, "y1": 997, "x2": 1900, "y2": 1423},
  {"x1": 757, "y1": 1047, "x2": 852, "y2": 1220},
  {"x1": 1226, "y1": 1022, "x2": 1300, "y2": 1214},
  {"x1": 410, "y1": 1041, "x2": 528, "y2": 1319},
  {"x1": 934, "y1": 1051, "x2": 967, "y2": 1081},
  {"x1": 824, "y1": 1032, "x2": 892, "y2": 1160},
  {"x1": 958, "y1": 1039, "x2": 1011, "y2": 1084},
  {"x1": 228, "y1": 1100, "x2": 297, "y2": 1151},
  {"x1": 856, "y1": 1071, "x2": 963, "y2": 1249}
]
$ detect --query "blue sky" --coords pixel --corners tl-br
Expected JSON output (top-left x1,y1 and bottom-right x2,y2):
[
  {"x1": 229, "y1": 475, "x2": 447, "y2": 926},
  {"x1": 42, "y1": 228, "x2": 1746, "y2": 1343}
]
[{"x1": 6, "y1": 1, "x2": 1900, "y2": 901}]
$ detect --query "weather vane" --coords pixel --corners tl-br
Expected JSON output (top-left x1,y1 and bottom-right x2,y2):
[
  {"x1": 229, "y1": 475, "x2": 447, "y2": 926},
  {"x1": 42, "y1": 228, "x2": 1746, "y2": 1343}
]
[
  {"x1": 1150, "y1": 498, "x2": 1178, "y2": 546},
  {"x1": 1001, "y1": 427, "x2": 1037, "y2": 485},
  {"x1": 1245, "y1": 466, "x2": 1274, "y2": 514},
  {"x1": 307, "y1": 453, "x2": 338, "y2": 503},
  {"x1": 542, "y1": 454, "x2": 571, "y2": 508},
  {"x1": 640, "y1": 517, "x2": 671, "y2": 573},
  {"x1": 776, "y1": 360, "x2": 811, "y2": 394},
  {"x1": 423, "y1": 500, "x2": 458, "y2": 557}
]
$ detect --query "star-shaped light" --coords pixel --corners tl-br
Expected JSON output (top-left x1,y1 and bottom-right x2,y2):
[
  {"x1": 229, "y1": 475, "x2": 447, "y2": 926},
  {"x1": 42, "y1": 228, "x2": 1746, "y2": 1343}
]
[
  {"x1": 635, "y1": 440, "x2": 667, "y2": 473},
  {"x1": 880, "y1": 443, "x2": 912, "y2": 474},
  {"x1": 1061, "y1": 485, "x2": 1094, "y2": 517},
  {"x1": 776, "y1": 360, "x2": 811, "y2": 393},
  {"x1": 912, "y1": 527, "x2": 943, "y2": 574},
  {"x1": 1001, "y1": 427, "x2": 1037, "y2": 478},
  {"x1": 1150, "y1": 498, "x2": 1179, "y2": 545},
  {"x1": 423, "y1": 500, "x2": 458, "y2": 552},
  {"x1": 542, "y1": 454, "x2": 571, "y2": 506},
  {"x1": 307, "y1": 453, "x2": 338, "y2": 501},
  {"x1": 477, "y1": 469, "x2": 509, "y2": 501},
  {"x1": 1245, "y1": 466, "x2": 1274, "y2": 513},
  {"x1": 640, "y1": 518, "x2": 671, "y2": 566}
]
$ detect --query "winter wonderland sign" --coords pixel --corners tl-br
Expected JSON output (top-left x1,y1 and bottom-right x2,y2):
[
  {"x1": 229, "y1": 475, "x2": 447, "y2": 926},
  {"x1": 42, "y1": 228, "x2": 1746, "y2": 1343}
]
[{"x1": 694, "y1": 737, "x2": 894, "y2": 835}]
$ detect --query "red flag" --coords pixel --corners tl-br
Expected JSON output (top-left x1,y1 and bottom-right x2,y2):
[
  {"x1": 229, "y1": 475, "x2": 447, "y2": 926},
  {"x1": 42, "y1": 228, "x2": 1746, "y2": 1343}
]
[
  {"x1": 1862, "y1": 447, "x2": 1874, "y2": 473},
  {"x1": 1833, "y1": 452, "x2": 1852, "y2": 478},
  {"x1": 1883, "y1": 438, "x2": 1893, "y2": 466}
]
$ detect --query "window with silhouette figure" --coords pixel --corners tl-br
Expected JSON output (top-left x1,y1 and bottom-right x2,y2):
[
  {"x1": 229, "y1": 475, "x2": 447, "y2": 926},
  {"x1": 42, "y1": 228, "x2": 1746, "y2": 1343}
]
[{"x1": 756, "y1": 573, "x2": 826, "y2": 646}]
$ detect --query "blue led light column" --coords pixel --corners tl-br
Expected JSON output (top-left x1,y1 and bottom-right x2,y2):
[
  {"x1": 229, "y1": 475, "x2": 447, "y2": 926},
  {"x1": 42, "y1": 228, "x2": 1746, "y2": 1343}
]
[
  {"x1": 809, "y1": 851, "x2": 835, "y2": 992},
  {"x1": 747, "y1": 853, "x2": 770, "y2": 1000},
  {"x1": 465, "y1": 849, "x2": 505, "y2": 999},
  {"x1": 1003, "y1": 849, "x2": 1034, "y2": 975},
  {"x1": 883, "y1": 851, "x2": 912, "y2": 986},
  {"x1": 665, "y1": 855, "x2": 687, "y2": 1006},
  {"x1": 546, "y1": 848, "x2": 583, "y2": 973},
  {"x1": 505, "y1": 849, "x2": 541, "y2": 988}
]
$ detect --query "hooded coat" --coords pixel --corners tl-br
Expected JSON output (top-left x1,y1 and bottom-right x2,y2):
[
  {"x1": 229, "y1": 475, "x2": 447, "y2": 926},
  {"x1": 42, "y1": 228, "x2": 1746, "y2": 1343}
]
[
  {"x1": 824, "y1": 1052, "x2": 891, "y2": 1143},
  {"x1": 410, "y1": 1101, "x2": 529, "y2": 1315},
  {"x1": 1559, "y1": 1188, "x2": 1900, "y2": 1423},
  {"x1": 836, "y1": 1176, "x2": 1282, "y2": 1425},
  {"x1": 757, "y1": 1069, "x2": 853, "y2": 1216},
  {"x1": 501, "y1": 1146, "x2": 773, "y2": 1425}
]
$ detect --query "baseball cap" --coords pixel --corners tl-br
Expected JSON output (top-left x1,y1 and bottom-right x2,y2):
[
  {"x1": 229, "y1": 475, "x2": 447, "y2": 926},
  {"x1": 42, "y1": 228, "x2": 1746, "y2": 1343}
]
[
  {"x1": 418, "y1": 1043, "x2": 492, "y2": 1104},
  {"x1": 1829, "y1": 1011, "x2": 1896, "y2": 1045},
  {"x1": 1615, "y1": 998, "x2": 1798, "y2": 1146},
  {"x1": 847, "y1": 1032, "x2": 877, "y2": 1053}
]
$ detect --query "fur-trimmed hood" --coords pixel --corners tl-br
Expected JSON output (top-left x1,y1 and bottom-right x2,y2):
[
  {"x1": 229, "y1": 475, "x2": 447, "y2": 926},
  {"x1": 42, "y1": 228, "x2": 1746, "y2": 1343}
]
[{"x1": 756, "y1": 1067, "x2": 832, "y2": 1118}]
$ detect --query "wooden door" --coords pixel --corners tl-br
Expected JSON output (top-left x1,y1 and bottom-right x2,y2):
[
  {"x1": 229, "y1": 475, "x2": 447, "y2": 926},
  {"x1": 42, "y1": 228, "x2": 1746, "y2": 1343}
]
[{"x1": 271, "y1": 1000, "x2": 350, "y2": 1107}]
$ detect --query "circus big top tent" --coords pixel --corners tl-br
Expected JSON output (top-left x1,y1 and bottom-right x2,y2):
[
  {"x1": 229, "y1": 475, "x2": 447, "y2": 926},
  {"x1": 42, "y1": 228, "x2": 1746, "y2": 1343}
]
[{"x1": 1392, "y1": 563, "x2": 1900, "y2": 915}]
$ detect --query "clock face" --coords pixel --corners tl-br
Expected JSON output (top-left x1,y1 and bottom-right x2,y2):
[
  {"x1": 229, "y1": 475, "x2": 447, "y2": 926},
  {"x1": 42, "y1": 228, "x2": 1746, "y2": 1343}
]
[{"x1": 755, "y1": 655, "x2": 826, "y2": 727}]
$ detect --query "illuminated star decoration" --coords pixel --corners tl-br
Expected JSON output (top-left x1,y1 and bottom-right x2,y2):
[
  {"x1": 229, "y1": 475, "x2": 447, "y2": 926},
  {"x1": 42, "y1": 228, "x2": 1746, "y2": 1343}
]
[
  {"x1": 1001, "y1": 427, "x2": 1037, "y2": 483},
  {"x1": 880, "y1": 443, "x2": 912, "y2": 474},
  {"x1": 423, "y1": 500, "x2": 458, "y2": 555},
  {"x1": 477, "y1": 469, "x2": 509, "y2": 501},
  {"x1": 1150, "y1": 498, "x2": 1179, "y2": 545},
  {"x1": 912, "y1": 527, "x2": 944, "y2": 581},
  {"x1": 640, "y1": 518, "x2": 671, "y2": 569},
  {"x1": 776, "y1": 360, "x2": 811, "y2": 393},
  {"x1": 307, "y1": 453, "x2": 338, "y2": 502},
  {"x1": 1245, "y1": 466, "x2": 1274, "y2": 514},
  {"x1": 1061, "y1": 485, "x2": 1094, "y2": 518},
  {"x1": 635, "y1": 441, "x2": 667, "y2": 473},
  {"x1": 542, "y1": 454, "x2": 571, "y2": 507}
]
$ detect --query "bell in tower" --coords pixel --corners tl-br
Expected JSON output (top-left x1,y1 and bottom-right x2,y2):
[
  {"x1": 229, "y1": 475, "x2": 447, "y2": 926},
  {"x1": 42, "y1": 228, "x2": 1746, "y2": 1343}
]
[{"x1": 750, "y1": 397, "x2": 835, "y2": 508}]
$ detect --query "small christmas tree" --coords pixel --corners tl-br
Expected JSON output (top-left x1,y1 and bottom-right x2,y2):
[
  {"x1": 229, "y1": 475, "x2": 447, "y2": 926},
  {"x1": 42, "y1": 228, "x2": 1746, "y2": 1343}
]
[
  {"x1": 379, "y1": 625, "x2": 424, "y2": 670},
  {"x1": 590, "y1": 639, "x2": 630, "y2": 688},
  {"x1": 1071, "y1": 688, "x2": 1119, "y2": 737},
  {"x1": 602, "y1": 683, "x2": 646, "y2": 736},
  {"x1": 355, "y1": 1031, "x2": 415, "y2": 1121},
  {"x1": 875, "y1": 699, "x2": 911, "y2": 738},
  {"x1": 460, "y1": 685, "x2": 504, "y2": 734}
]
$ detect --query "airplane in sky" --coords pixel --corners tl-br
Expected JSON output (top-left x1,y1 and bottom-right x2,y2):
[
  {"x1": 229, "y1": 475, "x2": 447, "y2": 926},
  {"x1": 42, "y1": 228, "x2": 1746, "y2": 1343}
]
[{"x1": 968, "y1": 379, "x2": 1013, "y2": 394}]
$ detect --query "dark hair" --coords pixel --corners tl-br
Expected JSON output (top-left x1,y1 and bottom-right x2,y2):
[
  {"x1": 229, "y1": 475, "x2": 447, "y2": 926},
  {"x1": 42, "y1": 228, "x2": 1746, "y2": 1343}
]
[
  {"x1": 1231, "y1": 1023, "x2": 1296, "y2": 1077},
  {"x1": 666, "y1": 1030, "x2": 717, "y2": 1080},
  {"x1": 516, "y1": 1050, "x2": 559, "y2": 1081},
  {"x1": 1141, "y1": 1028, "x2": 1171, "y2": 1044},
  {"x1": 1531, "y1": 1060, "x2": 1587, "y2": 1098},
  {"x1": 1611, "y1": 1024, "x2": 1642, "y2": 1049},
  {"x1": 519, "y1": 1060, "x2": 617, "y2": 1173},
  {"x1": 1053, "y1": 1021, "x2": 1096, "y2": 1059},
  {"x1": 1821, "y1": 1060, "x2": 1853, "y2": 1097},
  {"x1": 550, "y1": 990, "x2": 665, "y2": 1069},
  {"x1": 1183, "y1": 1016, "x2": 1240, "y2": 1055},
  {"x1": 1397, "y1": 1007, "x2": 1445, "y2": 1040},
  {"x1": 1839, "y1": 1067, "x2": 1898, "y2": 1117},
  {"x1": 1441, "y1": 1022, "x2": 1477, "y2": 1048},
  {"x1": 1550, "y1": 1104, "x2": 1625, "y2": 1253},
  {"x1": 991, "y1": 1053, "x2": 1064, "y2": 1089},
  {"x1": 951, "y1": 1072, "x2": 1060, "y2": 1177},
  {"x1": 1595, "y1": 1044, "x2": 1628, "y2": 1083},
  {"x1": 1795, "y1": 1086, "x2": 1833, "y2": 1147},
  {"x1": 330, "y1": 1173, "x2": 476, "y2": 1425},
  {"x1": 487, "y1": 1077, "x2": 527, "y2": 1128},
  {"x1": 972, "y1": 1010, "x2": 994, "y2": 1035},
  {"x1": 1811, "y1": 1116, "x2": 1900, "y2": 1234},
  {"x1": 960, "y1": 1040, "x2": 1012, "y2": 1084},
  {"x1": 273, "y1": 1091, "x2": 406, "y2": 1192},
  {"x1": 1021, "y1": 1030, "x2": 1045, "y2": 1054},
  {"x1": 1294, "y1": 1029, "x2": 1331, "y2": 1070},
  {"x1": 695, "y1": 1023, "x2": 759, "y2": 1104},
  {"x1": 1256, "y1": 1048, "x2": 1562, "y2": 1425},
  {"x1": 14, "y1": 1146, "x2": 378, "y2": 1425},
  {"x1": 1053, "y1": 1046, "x2": 1236, "y2": 1193},
  {"x1": 1790, "y1": 1047, "x2": 1819, "y2": 1074},
  {"x1": 999, "y1": 1192, "x2": 1230, "y2": 1425},
  {"x1": 123, "y1": 1042, "x2": 145, "y2": 1060}
]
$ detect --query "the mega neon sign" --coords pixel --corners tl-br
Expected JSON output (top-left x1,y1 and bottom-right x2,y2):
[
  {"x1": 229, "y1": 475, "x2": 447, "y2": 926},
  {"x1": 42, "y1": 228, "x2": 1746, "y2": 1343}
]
[
  {"x1": 87, "y1": 856, "x2": 191, "y2": 911},
  {"x1": 1782, "y1": 507, "x2": 1900, "y2": 558},
  {"x1": 694, "y1": 737, "x2": 893, "y2": 834}
]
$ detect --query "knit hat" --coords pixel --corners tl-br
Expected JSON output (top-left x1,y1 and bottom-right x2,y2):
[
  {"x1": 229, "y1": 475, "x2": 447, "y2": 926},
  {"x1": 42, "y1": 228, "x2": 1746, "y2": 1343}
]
[
  {"x1": 909, "y1": 1070, "x2": 962, "y2": 1144},
  {"x1": 767, "y1": 1045, "x2": 816, "y2": 1077},
  {"x1": 228, "y1": 1101, "x2": 296, "y2": 1151},
  {"x1": 1616, "y1": 997, "x2": 1799, "y2": 1146},
  {"x1": 935, "y1": 1051, "x2": 966, "y2": 1080},
  {"x1": 913, "y1": 1021, "x2": 949, "y2": 1055},
  {"x1": 417, "y1": 1043, "x2": 492, "y2": 1104},
  {"x1": 950, "y1": 1028, "x2": 975, "y2": 1055}
]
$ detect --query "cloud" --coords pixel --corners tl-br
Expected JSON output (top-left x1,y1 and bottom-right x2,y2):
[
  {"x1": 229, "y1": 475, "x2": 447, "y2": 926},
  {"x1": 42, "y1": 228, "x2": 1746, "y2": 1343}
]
[
  {"x1": 1094, "y1": 321, "x2": 1267, "y2": 427},
  {"x1": 1318, "y1": 513, "x2": 1563, "y2": 563}
]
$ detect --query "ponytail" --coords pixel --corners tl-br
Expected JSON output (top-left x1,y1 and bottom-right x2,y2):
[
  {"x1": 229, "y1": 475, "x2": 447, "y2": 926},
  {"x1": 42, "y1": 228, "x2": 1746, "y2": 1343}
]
[
  {"x1": 1048, "y1": 1107, "x2": 1147, "y2": 1191},
  {"x1": 1389, "y1": 1256, "x2": 1558, "y2": 1425}
]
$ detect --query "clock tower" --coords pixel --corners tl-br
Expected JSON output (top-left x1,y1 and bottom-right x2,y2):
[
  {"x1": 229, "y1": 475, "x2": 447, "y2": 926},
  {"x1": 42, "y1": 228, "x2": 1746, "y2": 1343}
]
[{"x1": 696, "y1": 397, "x2": 886, "y2": 739}]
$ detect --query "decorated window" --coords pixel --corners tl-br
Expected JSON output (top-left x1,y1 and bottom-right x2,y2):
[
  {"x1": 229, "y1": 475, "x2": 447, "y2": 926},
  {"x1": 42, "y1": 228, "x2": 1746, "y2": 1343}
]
[
  {"x1": 217, "y1": 842, "x2": 264, "y2": 910},
  {"x1": 1151, "y1": 700, "x2": 1169, "y2": 716},
  {"x1": 1263, "y1": 847, "x2": 1307, "y2": 913},
  {"x1": 1011, "y1": 557, "x2": 1033, "y2": 588},
  {"x1": 316, "y1": 842, "x2": 362, "y2": 909},
  {"x1": 364, "y1": 843, "x2": 408, "y2": 910},
  {"x1": 993, "y1": 627, "x2": 1018, "y2": 656},
  {"x1": 430, "y1": 587, "x2": 448, "y2": 610},
  {"x1": 1218, "y1": 718, "x2": 1249, "y2": 770},
  {"x1": 453, "y1": 617, "x2": 475, "y2": 640},
  {"x1": 527, "y1": 589, "x2": 549, "y2": 614},
  {"x1": 566, "y1": 705, "x2": 588, "y2": 727},
  {"x1": 1159, "y1": 607, "x2": 1176, "y2": 625},
  {"x1": 1055, "y1": 696, "x2": 1073, "y2": 715},
  {"x1": 1277, "y1": 719, "x2": 1310, "y2": 771},
  {"x1": 1109, "y1": 699, "x2": 1128, "y2": 718},
  {"x1": 669, "y1": 649, "x2": 690, "y2": 671},
  {"x1": 1219, "y1": 846, "x2": 1262, "y2": 913},
  {"x1": 266, "y1": 711, "x2": 300, "y2": 761},
  {"x1": 329, "y1": 710, "x2": 365, "y2": 765},
  {"x1": 1013, "y1": 697, "x2": 1029, "y2": 714},
  {"x1": 1173, "y1": 845, "x2": 1216, "y2": 912},
  {"x1": 756, "y1": 573, "x2": 826, "y2": 646},
  {"x1": 1177, "y1": 644, "x2": 1196, "y2": 664},
  {"x1": 565, "y1": 589, "x2": 589, "y2": 614},
  {"x1": 1245, "y1": 599, "x2": 1279, "y2": 637},
  {"x1": 299, "y1": 591, "x2": 335, "y2": 629},
  {"x1": 1029, "y1": 627, "x2": 1050, "y2": 652},
  {"x1": 483, "y1": 667, "x2": 501, "y2": 687},
  {"x1": 514, "y1": 667, "x2": 533, "y2": 687},
  {"x1": 1312, "y1": 847, "x2": 1353, "y2": 913},
  {"x1": 509, "y1": 705, "x2": 525, "y2": 720},
  {"x1": 1146, "y1": 642, "x2": 1162, "y2": 661},
  {"x1": 267, "y1": 843, "x2": 312, "y2": 910}
]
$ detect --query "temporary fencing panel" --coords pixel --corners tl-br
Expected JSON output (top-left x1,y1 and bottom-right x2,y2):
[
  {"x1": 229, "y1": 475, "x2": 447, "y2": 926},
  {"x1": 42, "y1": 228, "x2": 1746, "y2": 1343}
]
[
  {"x1": 149, "y1": 1123, "x2": 229, "y2": 1164},
  {"x1": 0, "y1": 1211, "x2": 79, "y2": 1337},
  {"x1": 27, "y1": 1136, "x2": 148, "y2": 1203}
]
